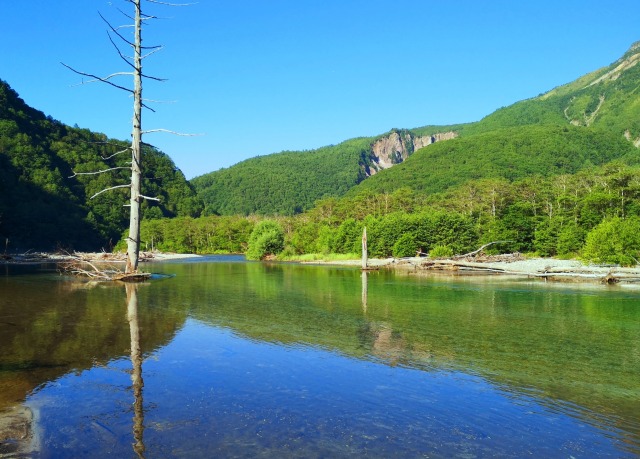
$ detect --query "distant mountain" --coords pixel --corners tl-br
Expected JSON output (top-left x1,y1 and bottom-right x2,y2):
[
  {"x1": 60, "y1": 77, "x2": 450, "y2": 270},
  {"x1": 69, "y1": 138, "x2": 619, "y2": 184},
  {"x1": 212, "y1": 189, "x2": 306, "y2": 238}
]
[
  {"x1": 192, "y1": 127, "x2": 460, "y2": 216},
  {"x1": 0, "y1": 80, "x2": 202, "y2": 251},
  {"x1": 353, "y1": 41, "x2": 640, "y2": 196},
  {"x1": 194, "y1": 41, "x2": 640, "y2": 214}
]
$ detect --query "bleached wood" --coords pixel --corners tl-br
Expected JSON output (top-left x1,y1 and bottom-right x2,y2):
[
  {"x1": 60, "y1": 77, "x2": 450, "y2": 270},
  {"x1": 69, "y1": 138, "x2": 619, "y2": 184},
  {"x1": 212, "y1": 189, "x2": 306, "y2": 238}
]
[
  {"x1": 69, "y1": 165, "x2": 130, "y2": 178},
  {"x1": 90, "y1": 184, "x2": 131, "y2": 199}
]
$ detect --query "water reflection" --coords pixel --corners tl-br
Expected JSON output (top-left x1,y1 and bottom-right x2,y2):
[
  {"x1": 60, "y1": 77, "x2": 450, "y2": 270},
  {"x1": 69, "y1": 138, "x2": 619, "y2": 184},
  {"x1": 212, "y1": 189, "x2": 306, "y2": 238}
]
[
  {"x1": 126, "y1": 283, "x2": 145, "y2": 458},
  {"x1": 1, "y1": 260, "x2": 639, "y2": 456},
  {"x1": 361, "y1": 270, "x2": 368, "y2": 313},
  {"x1": 155, "y1": 261, "x2": 639, "y2": 453},
  {"x1": 0, "y1": 269, "x2": 186, "y2": 456}
]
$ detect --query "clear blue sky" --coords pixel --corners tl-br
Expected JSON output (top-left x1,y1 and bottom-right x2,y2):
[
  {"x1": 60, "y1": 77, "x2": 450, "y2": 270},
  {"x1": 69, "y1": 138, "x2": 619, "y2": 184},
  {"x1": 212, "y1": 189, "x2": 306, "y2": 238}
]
[{"x1": 2, "y1": 1, "x2": 639, "y2": 179}]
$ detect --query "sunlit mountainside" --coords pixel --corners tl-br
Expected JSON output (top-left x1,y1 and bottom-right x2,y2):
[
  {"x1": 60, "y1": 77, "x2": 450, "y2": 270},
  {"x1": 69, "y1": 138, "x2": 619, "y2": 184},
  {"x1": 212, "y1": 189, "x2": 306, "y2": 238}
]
[{"x1": 193, "y1": 41, "x2": 640, "y2": 215}]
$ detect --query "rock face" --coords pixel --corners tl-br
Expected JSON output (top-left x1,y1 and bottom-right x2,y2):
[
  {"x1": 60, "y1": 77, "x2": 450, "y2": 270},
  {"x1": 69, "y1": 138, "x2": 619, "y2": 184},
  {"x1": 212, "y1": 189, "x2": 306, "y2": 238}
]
[{"x1": 365, "y1": 130, "x2": 457, "y2": 176}]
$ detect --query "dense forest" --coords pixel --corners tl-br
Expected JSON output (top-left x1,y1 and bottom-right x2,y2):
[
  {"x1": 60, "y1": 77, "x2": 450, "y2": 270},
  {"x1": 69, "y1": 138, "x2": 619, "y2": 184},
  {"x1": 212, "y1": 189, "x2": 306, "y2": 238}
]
[
  {"x1": 190, "y1": 128, "x2": 454, "y2": 216},
  {"x1": 191, "y1": 137, "x2": 374, "y2": 216},
  {"x1": 0, "y1": 79, "x2": 202, "y2": 251},
  {"x1": 131, "y1": 160, "x2": 640, "y2": 265}
]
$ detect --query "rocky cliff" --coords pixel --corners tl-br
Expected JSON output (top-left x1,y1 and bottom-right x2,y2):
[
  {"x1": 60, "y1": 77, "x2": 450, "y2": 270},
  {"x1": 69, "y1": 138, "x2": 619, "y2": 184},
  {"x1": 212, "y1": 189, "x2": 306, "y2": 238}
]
[{"x1": 364, "y1": 130, "x2": 457, "y2": 176}]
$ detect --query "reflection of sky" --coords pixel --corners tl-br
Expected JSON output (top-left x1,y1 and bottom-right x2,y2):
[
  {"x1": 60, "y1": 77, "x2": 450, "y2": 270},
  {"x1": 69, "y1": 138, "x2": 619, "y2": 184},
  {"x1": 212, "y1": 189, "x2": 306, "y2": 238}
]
[{"x1": 25, "y1": 318, "x2": 633, "y2": 458}]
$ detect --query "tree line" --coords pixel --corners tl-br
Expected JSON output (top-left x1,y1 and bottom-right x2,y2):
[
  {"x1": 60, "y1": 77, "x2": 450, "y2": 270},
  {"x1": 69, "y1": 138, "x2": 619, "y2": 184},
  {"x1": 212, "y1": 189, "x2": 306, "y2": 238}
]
[{"x1": 126, "y1": 161, "x2": 640, "y2": 266}]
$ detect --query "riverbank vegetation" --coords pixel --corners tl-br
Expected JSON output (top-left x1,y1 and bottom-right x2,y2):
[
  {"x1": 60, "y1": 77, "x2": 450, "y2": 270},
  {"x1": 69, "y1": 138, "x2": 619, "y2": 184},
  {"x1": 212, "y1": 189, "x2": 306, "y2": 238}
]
[{"x1": 121, "y1": 161, "x2": 640, "y2": 266}]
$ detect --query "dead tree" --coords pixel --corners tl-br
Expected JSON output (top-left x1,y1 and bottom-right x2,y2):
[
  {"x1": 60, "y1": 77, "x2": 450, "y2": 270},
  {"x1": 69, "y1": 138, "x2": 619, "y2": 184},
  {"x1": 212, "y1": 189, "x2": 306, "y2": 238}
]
[
  {"x1": 63, "y1": 0, "x2": 191, "y2": 274},
  {"x1": 127, "y1": 0, "x2": 144, "y2": 274}
]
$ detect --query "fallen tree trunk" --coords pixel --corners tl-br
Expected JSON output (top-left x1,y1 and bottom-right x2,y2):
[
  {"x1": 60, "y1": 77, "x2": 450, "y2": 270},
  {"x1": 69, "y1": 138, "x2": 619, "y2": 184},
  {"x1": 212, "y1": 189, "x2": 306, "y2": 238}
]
[{"x1": 413, "y1": 258, "x2": 640, "y2": 283}]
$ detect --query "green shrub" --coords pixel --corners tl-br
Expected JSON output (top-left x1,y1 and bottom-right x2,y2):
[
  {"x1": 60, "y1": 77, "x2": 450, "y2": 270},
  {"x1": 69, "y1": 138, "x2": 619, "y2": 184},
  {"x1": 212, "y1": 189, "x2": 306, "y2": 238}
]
[
  {"x1": 246, "y1": 220, "x2": 285, "y2": 260},
  {"x1": 582, "y1": 217, "x2": 640, "y2": 266},
  {"x1": 429, "y1": 244, "x2": 454, "y2": 258},
  {"x1": 556, "y1": 222, "x2": 585, "y2": 256},
  {"x1": 392, "y1": 233, "x2": 418, "y2": 258}
]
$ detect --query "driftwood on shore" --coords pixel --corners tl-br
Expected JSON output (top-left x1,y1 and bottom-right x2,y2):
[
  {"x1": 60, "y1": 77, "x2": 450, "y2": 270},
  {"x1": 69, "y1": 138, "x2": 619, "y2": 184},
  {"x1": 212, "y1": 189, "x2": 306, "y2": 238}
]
[
  {"x1": 58, "y1": 257, "x2": 151, "y2": 282},
  {"x1": 387, "y1": 241, "x2": 640, "y2": 284},
  {"x1": 397, "y1": 253, "x2": 640, "y2": 284}
]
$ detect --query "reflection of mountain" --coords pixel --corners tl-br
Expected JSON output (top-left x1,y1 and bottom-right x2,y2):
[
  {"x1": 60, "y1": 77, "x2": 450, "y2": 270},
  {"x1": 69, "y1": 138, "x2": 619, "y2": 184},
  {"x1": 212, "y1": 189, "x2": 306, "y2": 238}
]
[
  {"x1": 148, "y1": 261, "x2": 640, "y2": 449},
  {"x1": 0, "y1": 269, "x2": 187, "y2": 413}
]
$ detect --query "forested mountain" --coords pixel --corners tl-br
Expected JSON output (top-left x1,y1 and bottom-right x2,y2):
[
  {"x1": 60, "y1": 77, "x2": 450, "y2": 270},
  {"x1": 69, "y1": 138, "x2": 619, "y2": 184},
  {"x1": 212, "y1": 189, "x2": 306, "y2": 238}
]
[
  {"x1": 194, "y1": 42, "x2": 640, "y2": 214},
  {"x1": 192, "y1": 137, "x2": 373, "y2": 216},
  {"x1": 352, "y1": 125, "x2": 636, "y2": 195},
  {"x1": 191, "y1": 128, "x2": 457, "y2": 216},
  {"x1": 0, "y1": 80, "x2": 202, "y2": 251},
  {"x1": 355, "y1": 42, "x2": 640, "y2": 196}
]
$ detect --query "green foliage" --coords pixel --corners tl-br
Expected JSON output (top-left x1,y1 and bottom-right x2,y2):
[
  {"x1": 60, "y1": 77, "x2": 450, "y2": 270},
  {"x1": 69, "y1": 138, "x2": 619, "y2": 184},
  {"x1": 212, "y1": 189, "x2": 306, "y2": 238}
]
[
  {"x1": 0, "y1": 80, "x2": 202, "y2": 251},
  {"x1": 352, "y1": 125, "x2": 635, "y2": 197},
  {"x1": 331, "y1": 218, "x2": 363, "y2": 254},
  {"x1": 557, "y1": 223, "x2": 586, "y2": 257},
  {"x1": 192, "y1": 137, "x2": 375, "y2": 216},
  {"x1": 130, "y1": 215, "x2": 253, "y2": 254},
  {"x1": 582, "y1": 217, "x2": 640, "y2": 266},
  {"x1": 246, "y1": 220, "x2": 285, "y2": 260},
  {"x1": 429, "y1": 244, "x2": 454, "y2": 258},
  {"x1": 392, "y1": 233, "x2": 418, "y2": 258}
]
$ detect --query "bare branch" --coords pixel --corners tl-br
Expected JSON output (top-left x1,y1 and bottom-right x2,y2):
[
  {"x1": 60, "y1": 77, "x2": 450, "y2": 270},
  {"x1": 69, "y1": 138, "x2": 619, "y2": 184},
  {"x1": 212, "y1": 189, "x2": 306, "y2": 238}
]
[
  {"x1": 142, "y1": 46, "x2": 163, "y2": 60},
  {"x1": 139, "y1": 195, "x2": 161, "y2": 202},
  {"x1": 99, "y1": 11, "x2": 135, "y2": 48},
  {"x1": 90, "y1": 184, "x2": 131, "y2": 199},
  {"x1": 99, "y1": 11, "x2": 162, "y2": 51},
  {"x1": 106, "y1": 30, "x2": 136, "y2": 70},
  {"x1": 116, "y1": 7, "x2": 135, "y2": 22},
  {"x1": 142, "y1": 98, "x2": 177, "y2": 104},
  {"x1": 61, "y1": 62, "x2": 134, "y2": 93},
  {"x1": 102, "y1": 147, "x2": 132, "y2": 161},
  {"x1": 102, "y1": 17, "x2": 166, "y2": 85},
  {"x1": 141, "y1": 102, "x2": 157, "y2": 113},
  {"x1": 69, "y1": 166, "x2": 131, "y2": 178},
  {"x1": 146, "y1": 0, "x2": 198, "y2": 6},
  {"x1": 142, "y1": 128, "x2": 204, "y2": 136}
]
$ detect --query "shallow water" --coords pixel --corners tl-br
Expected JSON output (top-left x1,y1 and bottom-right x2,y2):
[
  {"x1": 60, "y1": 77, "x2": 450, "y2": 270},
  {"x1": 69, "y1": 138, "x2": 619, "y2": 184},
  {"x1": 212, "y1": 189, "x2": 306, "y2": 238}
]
[{"x1": 1, "y1": 256, "x2": 639, "y2": 457}]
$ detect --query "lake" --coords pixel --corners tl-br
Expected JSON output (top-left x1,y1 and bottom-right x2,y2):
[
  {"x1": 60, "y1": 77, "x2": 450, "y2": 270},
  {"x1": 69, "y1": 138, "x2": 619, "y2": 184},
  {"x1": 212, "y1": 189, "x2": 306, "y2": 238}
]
[{"x1": 1, "y1": 256, "x2": 639, "y2": 458}]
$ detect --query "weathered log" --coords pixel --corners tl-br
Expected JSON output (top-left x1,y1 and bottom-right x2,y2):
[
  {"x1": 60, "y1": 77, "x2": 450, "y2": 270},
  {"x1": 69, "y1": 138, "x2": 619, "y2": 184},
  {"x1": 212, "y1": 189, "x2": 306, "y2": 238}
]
[{"x1": 454, "y1": 241, "x2": 514, "y2": 259}]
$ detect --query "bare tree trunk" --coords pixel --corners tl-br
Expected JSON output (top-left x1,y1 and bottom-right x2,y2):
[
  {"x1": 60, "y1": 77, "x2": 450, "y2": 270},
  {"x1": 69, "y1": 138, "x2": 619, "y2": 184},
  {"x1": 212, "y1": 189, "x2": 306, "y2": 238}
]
[
  {"x1": 361, "y1": 227, "x2": 368, "y2": 269},
  {"x1": 126, "y1": 0, "x2": 143, "y2": 274}
]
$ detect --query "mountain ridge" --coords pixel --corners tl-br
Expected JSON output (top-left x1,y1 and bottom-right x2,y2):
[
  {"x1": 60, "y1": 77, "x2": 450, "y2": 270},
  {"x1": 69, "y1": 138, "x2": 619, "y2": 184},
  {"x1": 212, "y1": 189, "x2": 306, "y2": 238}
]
[{"x1": 193, "y1": 41, "x2": 640, "y2": 215}]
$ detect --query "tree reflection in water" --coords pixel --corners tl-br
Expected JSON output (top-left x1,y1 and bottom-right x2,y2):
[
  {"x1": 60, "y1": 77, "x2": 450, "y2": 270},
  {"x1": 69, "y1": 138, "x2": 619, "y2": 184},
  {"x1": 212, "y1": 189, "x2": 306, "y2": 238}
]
[
  {"x1": 126, "y1": 283, "x2": 145, "y2": 458},
  {"x1": 361, "y1": 271, "x2": 368, "y2": 313}
]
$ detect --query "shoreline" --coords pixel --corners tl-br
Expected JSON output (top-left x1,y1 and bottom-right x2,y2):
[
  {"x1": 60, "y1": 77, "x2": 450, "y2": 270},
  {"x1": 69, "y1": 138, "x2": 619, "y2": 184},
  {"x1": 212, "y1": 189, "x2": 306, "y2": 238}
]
[
  {"x1": 3, "y1": 251, "x2": 640, "y2": 284},
  {"x1": 303, "y1": 254, "x2": 640, "y2": 284},
  {"x1": 0, "y1": 251, "x2": 203, "y2": 265}
]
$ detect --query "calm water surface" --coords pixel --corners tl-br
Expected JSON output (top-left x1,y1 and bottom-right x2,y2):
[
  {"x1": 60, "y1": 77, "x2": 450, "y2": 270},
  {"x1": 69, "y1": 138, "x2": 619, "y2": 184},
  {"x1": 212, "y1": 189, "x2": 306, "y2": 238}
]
[{"x1": 0, "y1": 256, "x2": 639, "y2": 457}]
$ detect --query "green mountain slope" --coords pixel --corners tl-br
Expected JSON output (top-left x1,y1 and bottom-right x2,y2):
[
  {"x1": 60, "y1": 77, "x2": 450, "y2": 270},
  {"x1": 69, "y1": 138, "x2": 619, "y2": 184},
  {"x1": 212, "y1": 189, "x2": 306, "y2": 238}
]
[
  {"x1": 192, "y1": 137, "x2": 373, "y2": 215},
  {"x1": 351, "y1": 125, "x2": 636, "y2": 196},
  {"x1": 351, "y1": 41, "x2": 640, "y2": 197},
  {"x1": 194, "y1": 41, "x2": 640, "y2": 216},
  {"x1": 0, "y1": 80, "x2": 202, "y2": 251},
  {"x1": 466, "y1": 41, "x2": 640, "y2": 138},
  {"x1": 192, "y1": 126, "x2": 462, "y2": 216}
]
